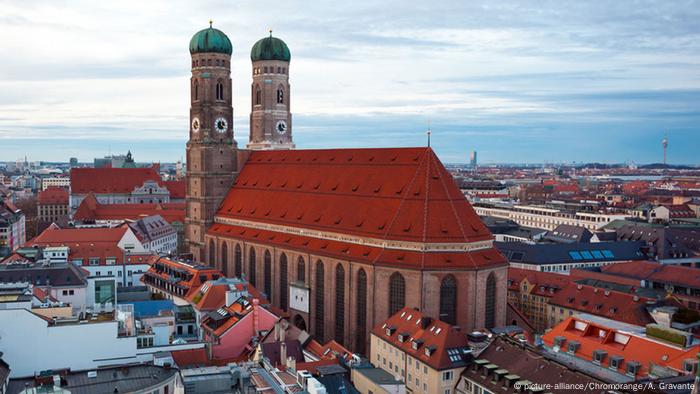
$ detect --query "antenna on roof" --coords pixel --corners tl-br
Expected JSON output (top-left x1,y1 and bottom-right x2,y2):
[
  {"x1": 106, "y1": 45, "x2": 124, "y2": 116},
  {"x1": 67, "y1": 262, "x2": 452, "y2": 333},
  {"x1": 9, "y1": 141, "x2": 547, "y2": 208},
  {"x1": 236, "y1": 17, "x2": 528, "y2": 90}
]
[{"x1": 426, "y1": 120, "x2": 432, "y2": 148}]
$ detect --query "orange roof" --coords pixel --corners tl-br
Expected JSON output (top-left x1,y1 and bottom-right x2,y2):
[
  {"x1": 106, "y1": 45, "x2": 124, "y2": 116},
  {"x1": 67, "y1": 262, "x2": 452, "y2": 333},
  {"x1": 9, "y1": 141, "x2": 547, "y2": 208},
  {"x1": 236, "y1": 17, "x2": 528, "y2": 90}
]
[
  {"x1": 70, "y1": 165, "x2": 160, "y2": 194},
  {"x1": 542, "y1": 316, "x2": 700, "y2": 378},
  {"x1": 143, "y1": 257, "x2": 224, "y2": 298},
  {"x1": 508, "y1": 267, "x2": 571, "y2": 297},
  {"x1": 27, "y1": 225, "x2": 156, "y2": 266},
  {"x1": 37, "y1": 187, "x2": 68, "y2": 205},
  {"x1": 74, "y1": 193, "x2": 185, "y2": 223},
  {"x1": 215, "y1": 148, "x2": 493, "y2": 244},
  {"x1": 548, "y1": 284, "x2": 654, "y2": 326},
  {"x1": 371, "y1": 307, "x2": 470, "y2": 371}
]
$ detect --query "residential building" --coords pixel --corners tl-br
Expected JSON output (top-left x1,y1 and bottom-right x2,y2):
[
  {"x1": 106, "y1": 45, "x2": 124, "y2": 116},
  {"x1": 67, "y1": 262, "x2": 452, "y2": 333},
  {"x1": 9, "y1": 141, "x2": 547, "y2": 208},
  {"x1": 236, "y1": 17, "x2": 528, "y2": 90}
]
[
  {"x1": 507, "y1": 267, "x2": 571, "y2": 332},
  {"x1": 28, "y1": 225, "x2": 152, "y2": 286},
  {"x1": 474, "y1": 203, "x2": 630, "y2": 231},
  {"x1": 370, "y1": 307, "x2": 471, "y2": 394},
  {"x1": 140, "y1": 257, "x2": 223, "y2": 305},
  {"x1": 7, "y1": 363, "x2": 181, "y2": 393},
  {"x1": 202, "y1": 297, "x2": 279, "y2": 359},
  {"x1": 40, "y1": 176, "x2": 70, "y2": 191},
  {"x1": 541, "y1": 314, "x2": 700, "y2": 382},
  {"x1": 0, "y1": 199, "x2": 25, "y2": 258},
  {"x1": 128, "y1": 215, "x2": 178, "y2": 255},
  {"x1": 36, "y1": 187, "x2": 69, "y2": 229},
  {"x1": 73, "y1": 193, "x2": 186, "y2": 254},
  {"x1": 581, "y1": 261, "x2": 700, "y2": 311},
  {"x1": 455, "y1": 335, "x2": 606, "y2": 394},
  {"x1": 547, "y1": 283, "x2": 654, "y2": 327},
  {"x1": 649, "y1": 204, "x2": 697, "y2": 224},
  {"x1": 497, "y1": 240, "x2": 645, "y2": 273},
  {"x1": 615, "y1": 224, "x2": 700, "y2": 266}
]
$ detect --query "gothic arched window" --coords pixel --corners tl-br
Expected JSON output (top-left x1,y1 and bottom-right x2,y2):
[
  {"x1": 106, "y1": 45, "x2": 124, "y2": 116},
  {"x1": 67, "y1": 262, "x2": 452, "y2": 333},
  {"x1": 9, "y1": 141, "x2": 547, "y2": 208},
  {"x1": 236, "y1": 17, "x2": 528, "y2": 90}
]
[
  {"x1": 216, "y1": 81, "x2": 224, "y2": 101},
  {"x1": 335, "y1": 264, "x2": 345, "y2": 343},
  {"x1": 389, "y1": 272, "x2": 405, "y2": 317},
  {"x1": 221, "y1": 242, "x2": 228, "y2": 277},
  {"x1": 277, "y1": 87, "x2": 284, "y2": 104},
  {"x1": 280, "y1": 253, "x2": 288, "y2": 310},
  {"x1": 248, "y1": 247, "x2": 257, "y2": 286},
  {"x1": 264, "y1": 250, "x2": 272, "y2": 298},
  {"x1": 208, "y1": 239, "x2": 216, "y2": 267},
  {"x1": 234, "y1": 244, "x2": 242, "y2": 277},
  {"x1": 297, "y1": 257, "x2": 305, "y2": 282},
  {"x1": 194, "y1": 80, "x2": 199, "y2": 101},
  {"x1": 315, "y1": 260, "x2": 325, "y2": 341},
  {"x1": 255, "y1": 85, "x2": 261, "y2": 105},
  {"x1": 485, "y1": 272, "x2": 497, "y2": 329},
  {"x1": 439, "y1": 275, "x2": 457, "y2": 325},
  {"x1": 356, "y1": 268, "x2": 368, "y2": 354}
]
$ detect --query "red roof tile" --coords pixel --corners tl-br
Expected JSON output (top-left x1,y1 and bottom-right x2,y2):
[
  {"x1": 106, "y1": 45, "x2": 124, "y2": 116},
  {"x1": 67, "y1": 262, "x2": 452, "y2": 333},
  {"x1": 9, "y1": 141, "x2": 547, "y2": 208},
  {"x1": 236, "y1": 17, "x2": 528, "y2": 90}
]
[
  {"x1": 508, "y1": 267, "x2": 571, "y2": 297},
  {"x1": 216, "y1": 148, "x2": 492, "y2": 244},
  {"x1": 37, "y1": 187, "x2": 68, "y2": 205},
  {"x1": 74, "y1": 193, "x2": 185, "y2": 223},
  {"x1": 542, "y1": 316, "x2": 700, "y2": 378},
  {"x1": 548, "y1": 284, "x2": 654, "y2": 326},
  {"x1": 371, "y1": 307, "x2": 470, "y2": 371},
  {"x1": 70, "y1": 166, "x2": 161, "y2": 194},
  {"x1": 161, "y1": 180, "x2": 186, "y2": 199}
]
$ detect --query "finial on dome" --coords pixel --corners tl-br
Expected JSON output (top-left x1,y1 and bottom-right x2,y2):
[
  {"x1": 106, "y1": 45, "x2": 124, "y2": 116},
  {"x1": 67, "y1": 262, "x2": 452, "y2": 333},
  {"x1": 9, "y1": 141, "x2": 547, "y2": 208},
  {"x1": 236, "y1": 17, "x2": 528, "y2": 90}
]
[
  {"x1": 269, "y1": 28, "x2": 273, "y2": 36},
  {"x1": 209, "y1": 20, "x2": 213, "y2": 28}
]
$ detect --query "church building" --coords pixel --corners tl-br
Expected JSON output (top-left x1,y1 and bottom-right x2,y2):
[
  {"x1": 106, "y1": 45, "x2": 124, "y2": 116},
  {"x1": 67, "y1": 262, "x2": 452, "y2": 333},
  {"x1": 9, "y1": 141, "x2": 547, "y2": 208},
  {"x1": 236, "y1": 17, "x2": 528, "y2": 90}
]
[{"x1": 184, "y1": 24, "x2": 507, "y2": 353}]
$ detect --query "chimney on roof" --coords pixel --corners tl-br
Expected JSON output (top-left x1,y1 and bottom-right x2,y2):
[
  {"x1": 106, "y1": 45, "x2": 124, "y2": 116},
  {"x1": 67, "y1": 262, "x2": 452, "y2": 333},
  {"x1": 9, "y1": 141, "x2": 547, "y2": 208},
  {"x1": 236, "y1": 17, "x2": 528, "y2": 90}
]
[{"x1": 280, "y1": 341, "x2": 287, "y2": 368}]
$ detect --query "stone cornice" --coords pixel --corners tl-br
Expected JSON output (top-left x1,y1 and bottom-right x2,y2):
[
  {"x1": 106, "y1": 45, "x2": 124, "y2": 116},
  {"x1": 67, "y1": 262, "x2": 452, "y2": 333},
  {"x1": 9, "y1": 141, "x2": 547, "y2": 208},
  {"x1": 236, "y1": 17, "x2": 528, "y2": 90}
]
[{"x1": 213, "y1": 216, "x2": 493, "y2": 252}]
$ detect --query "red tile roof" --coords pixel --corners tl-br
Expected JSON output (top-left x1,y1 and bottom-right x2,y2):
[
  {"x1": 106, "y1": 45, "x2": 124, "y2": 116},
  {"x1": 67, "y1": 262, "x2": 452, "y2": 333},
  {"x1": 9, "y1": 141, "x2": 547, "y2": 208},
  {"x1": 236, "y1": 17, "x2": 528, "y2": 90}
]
[
  {"x1": 70, "y1": 165, "x2": 161, "y2": 194},
  {"x1": 548, "y1": 284, "x2": 654, "y2": 326},
  {"x1": 215, "y1": 148, "x2": 493, "y2": 244},
  {"x1": 74, "y1": 193, "x2": 185, "y2": 223},
  {"x1": 28, "y1": 225, "x2": 155, "y2": 266},
  {"x1": 142, "y1": 257, "x2": 223, "y2": 298},
  {"x1": 371, "y1": 307, "x2": 470, "y2": 371},
  {"x1": 542, "y1": 316, "x2": 700, "y2": 378},
  {"x1": 37, "y1": 187, "x2": 68, "y2": 205},
  {"x1": 161, "y1": 180, "x2": 186, "y2": 199},
  {"x1": 507, "y1": 267, "x2": 571, "y2": 297}
]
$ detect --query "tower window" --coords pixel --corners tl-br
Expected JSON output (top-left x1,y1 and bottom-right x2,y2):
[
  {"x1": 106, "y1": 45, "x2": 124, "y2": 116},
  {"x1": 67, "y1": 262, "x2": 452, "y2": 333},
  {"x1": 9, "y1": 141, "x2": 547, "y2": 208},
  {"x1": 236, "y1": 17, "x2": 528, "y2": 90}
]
[
  {"x1": 277, "y1": 67, "x2": 281, "y2": 73},
  {"x1": 277, "y1": 88, "x2": 284, "y2": 104},
  {"x1": 264, "y1": 66, "x2": 268, "y2": 73},
  {"x1": 216, "y1": 81, "x2": 224, "y2": 101},
  {"x1": 194, "y1": 81, "x2": 199, "y2": 101},
  {"x1": 255, "y1": 86, "x2": 261, "y2": 105}
]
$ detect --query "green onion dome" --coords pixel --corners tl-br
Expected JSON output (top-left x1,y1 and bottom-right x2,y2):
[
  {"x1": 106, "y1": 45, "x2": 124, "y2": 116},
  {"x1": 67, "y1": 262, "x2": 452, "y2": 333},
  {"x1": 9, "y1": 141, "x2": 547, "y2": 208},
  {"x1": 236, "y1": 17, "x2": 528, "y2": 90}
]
[
  {"x1": 250, "y1": 32, "x2": 291, "y2": 62},
  {"x1": 189, "y1": 23, "x2": 233, "y2": 55}
]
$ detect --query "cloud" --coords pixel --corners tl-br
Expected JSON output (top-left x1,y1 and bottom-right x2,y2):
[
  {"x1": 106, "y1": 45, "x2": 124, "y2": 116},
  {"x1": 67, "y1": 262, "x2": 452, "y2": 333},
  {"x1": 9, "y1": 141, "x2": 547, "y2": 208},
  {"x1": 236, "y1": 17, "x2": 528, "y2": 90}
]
[{"x1": 0, "y1": 0, "x2": 698, "y2": 164}]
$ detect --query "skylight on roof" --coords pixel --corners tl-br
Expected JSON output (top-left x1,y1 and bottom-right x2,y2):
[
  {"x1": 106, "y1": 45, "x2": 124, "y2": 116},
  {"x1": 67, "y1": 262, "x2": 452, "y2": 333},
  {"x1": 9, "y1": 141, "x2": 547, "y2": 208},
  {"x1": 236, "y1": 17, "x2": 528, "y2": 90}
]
[
  {"x1": 602, "y1": 250, "x2": 615, "y2": 258},
  {"x1": 580, "y1": 251, "x2": 593, "y2": 259},
  {"x1": 569, "y1": 251, "x2": 582, "y2": 260},
  {"x1": 591, "y1": 250, "x2": 604, "y2": 259}
]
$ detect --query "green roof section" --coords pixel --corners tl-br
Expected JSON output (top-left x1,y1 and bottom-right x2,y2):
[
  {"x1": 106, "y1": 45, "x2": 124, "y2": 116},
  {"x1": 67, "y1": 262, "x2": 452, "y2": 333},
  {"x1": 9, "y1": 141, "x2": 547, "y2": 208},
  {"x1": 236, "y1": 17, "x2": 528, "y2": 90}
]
[
  {"x1": 250, "y1": 31, "x2": 291, "y2": 62},
  {"x1": 189, "y1": 22, "x2": 233, "y2": 55}
]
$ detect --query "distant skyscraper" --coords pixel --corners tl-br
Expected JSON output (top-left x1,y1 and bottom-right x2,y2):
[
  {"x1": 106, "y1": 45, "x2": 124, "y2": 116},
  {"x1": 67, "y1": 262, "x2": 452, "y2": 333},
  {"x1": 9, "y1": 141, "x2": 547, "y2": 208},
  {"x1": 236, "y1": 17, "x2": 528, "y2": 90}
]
[
  {"x1": 469, "y1": 150, "x2": 477, "y2": 168},
  {"x1": 69, "y1": 157, "x2": 78, "y2": 168},
  {"x1": 662, "y1": 136, "x2": 668, "y2": 165}
]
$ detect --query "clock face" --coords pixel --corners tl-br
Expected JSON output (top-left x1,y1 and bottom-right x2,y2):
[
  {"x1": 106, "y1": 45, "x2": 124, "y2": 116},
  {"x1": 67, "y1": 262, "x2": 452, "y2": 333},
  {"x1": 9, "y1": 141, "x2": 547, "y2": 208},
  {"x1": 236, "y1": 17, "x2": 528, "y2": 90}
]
[
  {"x1": 214, "y1": 117, "x2": 228, "y2": 133},
  {"x1": 275, "y1": 120, "x2": 288, "y2": 135},
  {"x1": 191, "y1": 117, "x2": 200, "y2": 133}
]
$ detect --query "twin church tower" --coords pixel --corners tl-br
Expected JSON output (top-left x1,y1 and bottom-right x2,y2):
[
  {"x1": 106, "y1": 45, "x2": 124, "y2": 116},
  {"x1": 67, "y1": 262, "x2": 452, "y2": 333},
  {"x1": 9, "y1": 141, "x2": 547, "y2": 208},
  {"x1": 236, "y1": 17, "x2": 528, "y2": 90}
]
[{"x1": 185, "y1": 24, "x2": 294, "y2": 261}]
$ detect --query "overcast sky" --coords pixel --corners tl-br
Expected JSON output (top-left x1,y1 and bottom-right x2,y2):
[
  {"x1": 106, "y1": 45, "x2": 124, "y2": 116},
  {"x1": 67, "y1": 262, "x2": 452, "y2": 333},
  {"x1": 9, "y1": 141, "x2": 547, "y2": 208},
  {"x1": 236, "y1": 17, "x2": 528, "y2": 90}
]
[{"x1": 0, "y1": 0, "x2": 698, "y2": 164}]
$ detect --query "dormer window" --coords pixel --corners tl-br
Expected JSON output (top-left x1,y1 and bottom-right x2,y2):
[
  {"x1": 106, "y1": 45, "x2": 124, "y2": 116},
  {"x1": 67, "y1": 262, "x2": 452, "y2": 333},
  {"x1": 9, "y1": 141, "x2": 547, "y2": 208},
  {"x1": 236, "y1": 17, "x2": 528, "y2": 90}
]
[
  {"x1": 412, "y1": 340, "x2": 423, "y2": 350},
  {"x1": 609, "y1": 355, "x2": 624, "y2": 370},
  {"x1": 626, "y1": 361, "x2": 641, "y2": 377},
  {"x1": 424, "y1": 346, "x2": 434, "y2": 357},
  {"x1": 593, "y1": 350, "x2": 607, "y2": 365}
]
